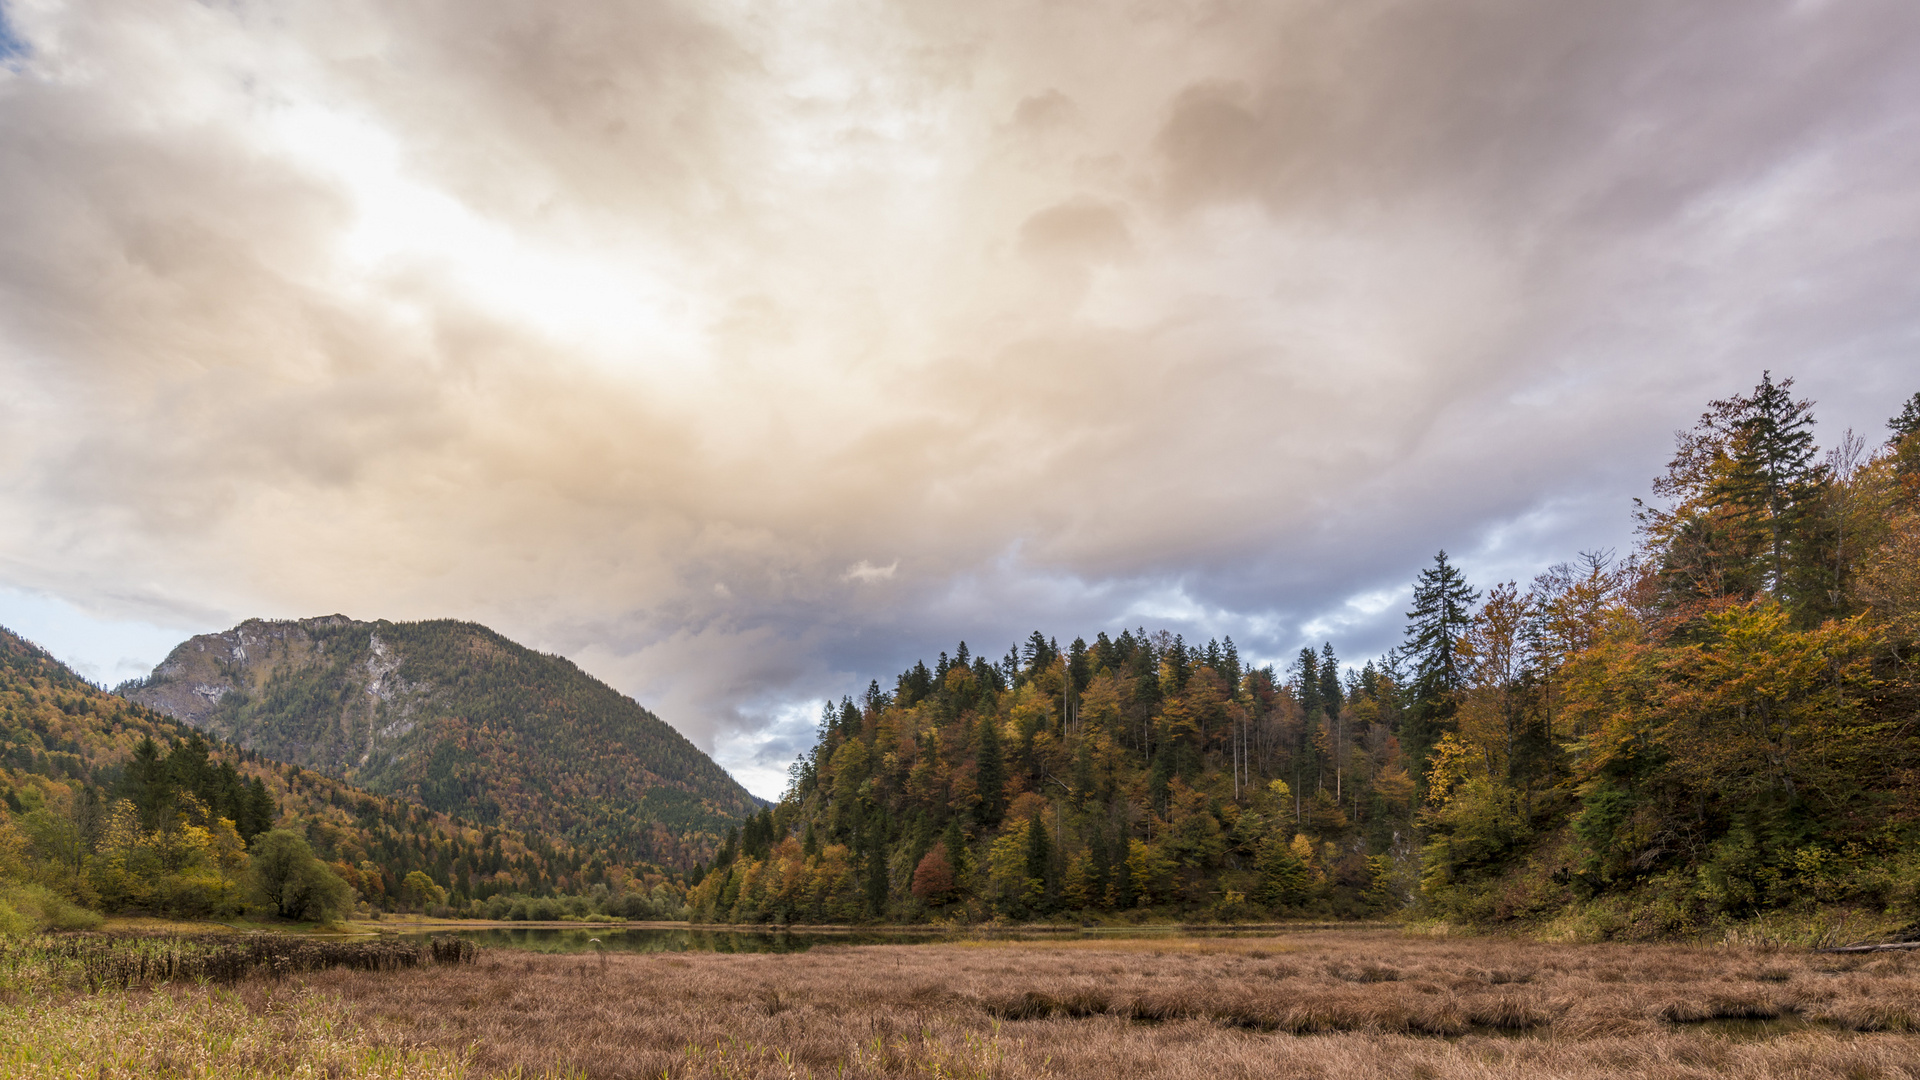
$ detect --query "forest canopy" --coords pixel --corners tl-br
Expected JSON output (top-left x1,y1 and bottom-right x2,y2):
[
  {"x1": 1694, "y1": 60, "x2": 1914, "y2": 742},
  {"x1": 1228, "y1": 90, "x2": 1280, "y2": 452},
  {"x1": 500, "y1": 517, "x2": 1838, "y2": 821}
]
[{"x1": 690, "y1": 377, "x2": 1920, "y2": 936}]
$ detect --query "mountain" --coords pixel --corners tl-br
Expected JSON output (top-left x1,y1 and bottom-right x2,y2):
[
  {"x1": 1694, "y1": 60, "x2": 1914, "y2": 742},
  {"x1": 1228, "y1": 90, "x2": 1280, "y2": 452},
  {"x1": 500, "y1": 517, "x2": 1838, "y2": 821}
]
[
  {"x1": 123, "y1": 616, "x2": 756, "y2": 867},
  {"x1": 1, "y1": 623, "x2": 669, "y2": 915}
]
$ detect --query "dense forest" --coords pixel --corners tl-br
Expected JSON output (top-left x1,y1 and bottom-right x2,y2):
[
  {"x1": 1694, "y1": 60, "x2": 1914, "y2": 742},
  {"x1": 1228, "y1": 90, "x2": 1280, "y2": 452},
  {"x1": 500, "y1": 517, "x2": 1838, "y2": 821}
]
[
  {"x1": 124, "y1": 616, "x2": 758, "y2": 870},
  {"x1": 0, "y1": 627, "x2": 687, "y2": 928},
  {"x1": 691, "y1": 376, "x2": 1920, "y2": 936}
]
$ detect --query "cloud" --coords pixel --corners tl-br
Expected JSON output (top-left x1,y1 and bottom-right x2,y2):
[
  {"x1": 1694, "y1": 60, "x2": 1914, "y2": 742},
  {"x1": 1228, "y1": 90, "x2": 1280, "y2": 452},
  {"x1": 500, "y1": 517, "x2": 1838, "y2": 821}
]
[
  {"x1": 3, "y1": 0, "x2": 1919, "y2": 797},
  {"x1": 843, "y1": 560, "x2": 899, "y2": 584},
  {"x1": 1018, "y1": 199, "x2": 1131, "y2": 266}
]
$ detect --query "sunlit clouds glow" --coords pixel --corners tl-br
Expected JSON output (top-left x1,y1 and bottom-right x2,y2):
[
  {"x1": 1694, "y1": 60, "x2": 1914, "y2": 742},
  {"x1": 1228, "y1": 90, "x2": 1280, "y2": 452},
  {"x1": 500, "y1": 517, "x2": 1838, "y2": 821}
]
[{"x1": 3, "y1": 0, "x2": 1919, "y2": 797}]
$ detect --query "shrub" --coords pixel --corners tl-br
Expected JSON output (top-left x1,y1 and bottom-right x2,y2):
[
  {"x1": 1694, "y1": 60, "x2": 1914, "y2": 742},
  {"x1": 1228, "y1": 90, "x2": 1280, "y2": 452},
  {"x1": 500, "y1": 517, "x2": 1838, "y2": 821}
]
[
  {"x1": 0, "y1": 882, "x2": 103, "y2": 932},
  {"x1": 247, "y1": 830, "x2": 353, "y2": 923},
  {"x1": 0, "y1": 897, "x2": 31, "y2": 938},
  {"x1": 156, "y1": 870, "x2": 242, "y2": 919}
]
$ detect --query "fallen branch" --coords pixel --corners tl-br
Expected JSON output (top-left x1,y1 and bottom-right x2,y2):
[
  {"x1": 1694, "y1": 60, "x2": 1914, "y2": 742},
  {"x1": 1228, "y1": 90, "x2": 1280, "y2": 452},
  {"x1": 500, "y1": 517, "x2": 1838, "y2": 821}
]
[{"x1": 1814, "y1": 940, "x2": 1920, "y2": 954}]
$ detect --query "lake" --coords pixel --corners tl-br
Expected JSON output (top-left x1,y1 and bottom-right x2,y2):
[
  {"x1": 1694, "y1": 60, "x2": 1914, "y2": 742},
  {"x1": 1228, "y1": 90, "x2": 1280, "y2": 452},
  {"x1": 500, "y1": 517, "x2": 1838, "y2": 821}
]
[
  {"x1": 399, "y1": 922, "x2": 1347, "y2": 954},
  {"x1": 398, "y1": 925, "x2": 949, "y2": 953}
]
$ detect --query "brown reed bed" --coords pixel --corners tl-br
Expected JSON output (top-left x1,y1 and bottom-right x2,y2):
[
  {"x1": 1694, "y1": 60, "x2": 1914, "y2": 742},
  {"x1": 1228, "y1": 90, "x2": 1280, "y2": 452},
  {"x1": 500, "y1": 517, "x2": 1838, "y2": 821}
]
[
  {"x1": 0, "y1": 933, "x2": 481, "y2": 1079},
  {"x1": 244, "y1": 929, "x2": 1920, "y2": 1078},
  {"x1": 17, "y1": 931, "x2": 475, "y2": 991}
]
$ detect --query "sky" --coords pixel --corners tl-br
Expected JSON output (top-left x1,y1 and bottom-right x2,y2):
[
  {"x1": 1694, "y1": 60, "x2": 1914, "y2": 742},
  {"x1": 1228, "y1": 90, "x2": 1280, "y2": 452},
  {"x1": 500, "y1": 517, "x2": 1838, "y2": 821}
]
[{"x1": 1, "y1": 0, "x2": 1916, "y2": 800}]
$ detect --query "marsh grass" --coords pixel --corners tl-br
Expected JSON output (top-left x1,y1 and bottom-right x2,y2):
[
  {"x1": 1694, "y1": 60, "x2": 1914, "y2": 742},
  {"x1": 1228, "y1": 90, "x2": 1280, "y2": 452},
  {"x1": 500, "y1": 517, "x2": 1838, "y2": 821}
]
[
  {"x1": 269, "y1": 929, "x2": 1920, "y2": 1078},
  {"x1": 5, "y1": 932, "x2": 475, "y2": 991},
  {"x1": 14, "y1": 929, "x2": 1920, "y2": 1078},
  {"x1": 0, "y1": 981, "x2": 481, "y2": 1079},
  {"x1": 0, "y1": 933, "x2": 488, "y2": 1079}
]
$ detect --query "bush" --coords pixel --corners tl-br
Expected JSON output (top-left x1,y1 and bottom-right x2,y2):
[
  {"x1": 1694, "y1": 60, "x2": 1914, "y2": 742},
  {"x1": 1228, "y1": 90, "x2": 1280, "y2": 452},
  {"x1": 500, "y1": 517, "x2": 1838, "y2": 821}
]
[
  {"x1": 0, "y1": 897, "x2": 32, "y2": 938},
  {"x1": 156, "y1": 870, "x2": 243, "y2": 919},
  {"x1": 247, "y1": 830, "x2": 353, "y2": 923},
  {"x1": 0, "y1": 882, "x2": 103, "y2": 932}
]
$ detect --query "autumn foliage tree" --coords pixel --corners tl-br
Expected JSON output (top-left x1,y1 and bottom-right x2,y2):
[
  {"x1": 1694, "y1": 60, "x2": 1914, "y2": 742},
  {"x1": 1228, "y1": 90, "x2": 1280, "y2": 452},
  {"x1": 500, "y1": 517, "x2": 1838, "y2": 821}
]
[
  {"x1": 687, "y1": 374, "x2": 1920, "y2": 934},
  {"x1": 1421, "y1": 376, "x2": 1920, "y2": 930}
]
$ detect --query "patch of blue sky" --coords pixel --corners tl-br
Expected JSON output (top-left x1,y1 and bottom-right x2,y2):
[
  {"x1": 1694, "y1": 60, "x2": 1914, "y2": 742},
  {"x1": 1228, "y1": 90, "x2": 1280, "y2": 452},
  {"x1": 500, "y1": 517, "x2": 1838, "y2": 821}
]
[
  {"x1": 0, "y1": 585, "x2": 205, "y2": 688},
  {"x1": 0, "y1": 3, "x2": 26, "y2": 63}
]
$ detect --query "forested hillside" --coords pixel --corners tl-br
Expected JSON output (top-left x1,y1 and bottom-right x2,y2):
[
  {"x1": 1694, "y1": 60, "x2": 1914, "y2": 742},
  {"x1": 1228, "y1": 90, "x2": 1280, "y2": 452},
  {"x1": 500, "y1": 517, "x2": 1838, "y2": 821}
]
[
  {"x1": 124, "y1": 616, "x2": 757, "y2": 869},
  {"x1": 691, "y1": 377, "x2": 1920, "y2": 935},
  {"x1": 1, "y1": 627, "x2": 686, "y2": 925}
]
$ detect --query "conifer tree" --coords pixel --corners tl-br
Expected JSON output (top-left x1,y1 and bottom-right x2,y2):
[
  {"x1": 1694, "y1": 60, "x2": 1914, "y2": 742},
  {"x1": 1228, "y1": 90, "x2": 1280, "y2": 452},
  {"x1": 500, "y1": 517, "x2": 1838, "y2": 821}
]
[
  {"x1": 1717, "y1": 372, "x2": 1821, "y2": 599},
  {"x1": 974, "y1": 713, "x2": 1007, "y2": 827},
  {"x1": 1295, "y1": 648, "x2": 1321, "y2": 720},
  {"x1": 865, "y1": 816, "x2": 890, "y2": 918},
  {"x1": 1320, "y1": 643, "x2": 1343, "y2": 798},
  {"x1": 1887, "y1": 391, "x2": 1920, "y2": 447},
  {"x1": 1404, "y1": 551, "x2": 1480, "y2": 777},
  {"x1": 1024, "y1": 809, "x2": 1052, "y2": 911},
  {"x1": 1318, "y1": 643, "x2": 1341, "y2": 725},
  {"x1": 1890, "y1": 391, "x2": 1920, "y2": 481},
  {"x1": 121, "y1": 736, "x2": 167, "y2": 828},
  {"x1": 942, "y1": 818, "x2": 968, "y2": 881}
]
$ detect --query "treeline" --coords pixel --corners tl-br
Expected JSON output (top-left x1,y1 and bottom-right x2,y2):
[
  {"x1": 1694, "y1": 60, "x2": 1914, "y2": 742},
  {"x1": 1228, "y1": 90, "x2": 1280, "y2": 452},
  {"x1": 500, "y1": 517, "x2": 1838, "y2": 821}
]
[
  {"x1": 691, "y1": 376, "x2": 1920, "y2": 934},
  {"x1": 690, "y1": 621, "x2": 1425, "y2": 923},
  {"x1": 0, "y1": 626, "x2": 684, "y2": 929},
  {"x1": 1419, "y1": 377, "x2": 1920, "y2": 935}
]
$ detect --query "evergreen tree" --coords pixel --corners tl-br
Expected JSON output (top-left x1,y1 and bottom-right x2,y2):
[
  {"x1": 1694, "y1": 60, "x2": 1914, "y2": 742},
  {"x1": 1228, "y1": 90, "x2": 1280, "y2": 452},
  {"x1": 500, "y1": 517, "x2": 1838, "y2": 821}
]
[
  {"x1": 1887, "y1": 391, "x2": 1920, "y2": 447},
  {"x1": 1256, "y1": 832, "x2": 1310, "y2": 908},
  {"x1": 1295, "y1": 648, "x2": 1321, "y2": 720},
  {"x1": 241, "y1": 777, "x2": 276, "y2": 842},
  {"x1": 1024, "y1": 811, "x2": 1053, "y2": 911},
  {"x1": 817, "y1": 699, "x2": 839, "y2": 750},
  {"x1": 1404, "y1": 551, "x2": 1480, "y2": 777},
  {"x1": 1022, "y1": 631, "x2": 1055, "y2": 675},
  {"x1": 1318, "y1": 643, "x2": 1341, "y2": 724},
  {"x1": 1890, "y1": 391, "x2": 1920, "y2": 481},
  {"x1": 1067, "y1": 637, "x2": 1091, "y2": 694},
  {"x1": 898, "y1": 662, "x2": 932, "y2": 707},
  {"x1": 974, "y1": 714, "x2": 1008, "y2": 827},
  {"x1": 865, "y1": 809, "x2": 891, "y2": 917},
  {"x1": 942, "y1": 818, "x2": 967, "y2": 872},
  {"x1": 120, "y1": 736, "x2": 167, "y2": 828},
  {"x1": 1164, "y1": 634, "x2": 1190, "y2": 694},
  {"x1": 1717, "y1": 372, "x2": 1821, "y2": 598}
]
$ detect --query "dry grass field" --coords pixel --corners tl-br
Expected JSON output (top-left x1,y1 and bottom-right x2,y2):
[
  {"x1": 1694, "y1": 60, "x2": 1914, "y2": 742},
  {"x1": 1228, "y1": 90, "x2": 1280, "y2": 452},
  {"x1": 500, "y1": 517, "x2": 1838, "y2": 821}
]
[{"x1": 222, "y1": 928, "x2": 1920, "y2": 1079}]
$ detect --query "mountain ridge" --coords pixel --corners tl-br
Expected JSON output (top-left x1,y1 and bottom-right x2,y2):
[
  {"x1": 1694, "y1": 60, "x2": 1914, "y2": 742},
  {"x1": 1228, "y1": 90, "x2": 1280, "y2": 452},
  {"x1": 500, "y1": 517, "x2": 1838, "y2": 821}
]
[
  {"x1": 124, "y1": 615, "x2": 756, "y2": 868},
  {"x1": 1, "y1": 621, "x2": 684, "y2": 916}
]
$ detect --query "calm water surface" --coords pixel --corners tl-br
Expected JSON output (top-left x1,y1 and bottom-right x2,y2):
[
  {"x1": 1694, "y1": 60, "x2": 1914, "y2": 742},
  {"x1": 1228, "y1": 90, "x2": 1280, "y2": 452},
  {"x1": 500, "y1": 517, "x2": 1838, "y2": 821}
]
[
  {"x1": 402, "y1": 922, "x2": 1346, "y2": 954},
  {"x1": 400, "y1": 926, "x2": 947, "y2": 954}
]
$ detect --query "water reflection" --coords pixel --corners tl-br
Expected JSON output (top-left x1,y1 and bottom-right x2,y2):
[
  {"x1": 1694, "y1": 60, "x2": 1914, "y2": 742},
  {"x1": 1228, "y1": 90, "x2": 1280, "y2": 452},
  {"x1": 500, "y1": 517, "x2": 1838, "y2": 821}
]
[
  {"x1": 400, "y1": 926, "x2": 947, "y2": 954},
  {"x1": 399, "y1": 921, "x2": 1360, "y2": 955}
]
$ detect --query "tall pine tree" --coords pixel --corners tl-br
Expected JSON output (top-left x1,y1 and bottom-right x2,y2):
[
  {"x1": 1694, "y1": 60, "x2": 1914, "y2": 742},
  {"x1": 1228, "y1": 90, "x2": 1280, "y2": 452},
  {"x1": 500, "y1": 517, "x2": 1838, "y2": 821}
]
[
  {"x1": 1404, "y1": 550, "x2": 1479, "y2": 780},
  {"x1": 1717, "y1": 372, "x2": 1820, "y2": 601},
  {"x1": 974, "y1": 713, "x2": 1008, "y2": 827}
]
